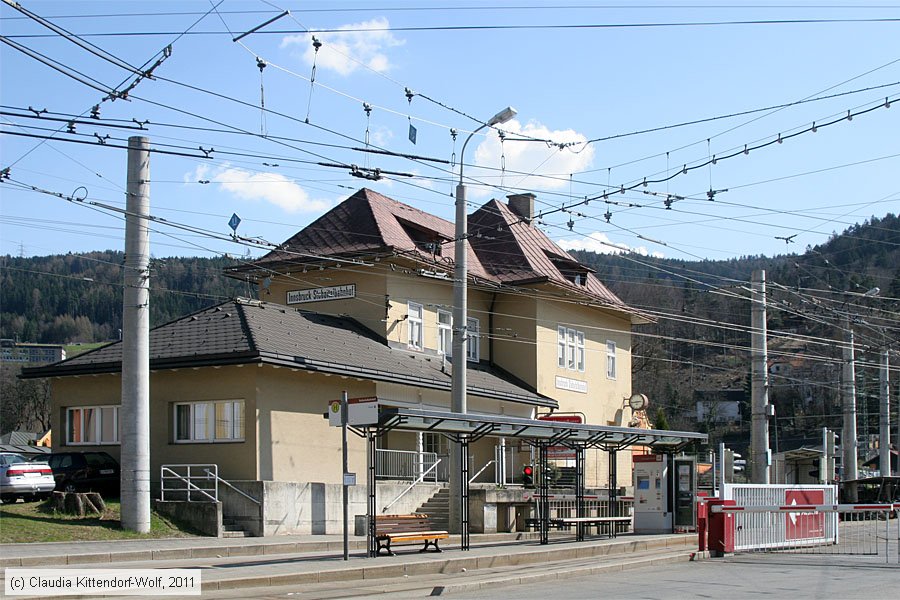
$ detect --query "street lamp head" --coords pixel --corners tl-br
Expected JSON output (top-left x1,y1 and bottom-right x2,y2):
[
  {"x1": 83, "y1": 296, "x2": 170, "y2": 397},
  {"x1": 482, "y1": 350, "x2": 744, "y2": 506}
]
[{"x1": 487, "y1": 106, "x2": 517, "y2": 127}]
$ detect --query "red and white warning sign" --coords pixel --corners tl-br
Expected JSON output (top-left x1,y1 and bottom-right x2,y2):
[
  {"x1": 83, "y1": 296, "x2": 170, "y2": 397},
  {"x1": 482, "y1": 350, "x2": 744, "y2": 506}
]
[{"x1": 785, "y1": 489, "x2": 825, "y2": 540}]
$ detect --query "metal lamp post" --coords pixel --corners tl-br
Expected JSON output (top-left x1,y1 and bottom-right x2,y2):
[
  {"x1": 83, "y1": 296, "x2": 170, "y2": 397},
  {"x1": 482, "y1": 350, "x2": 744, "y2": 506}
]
[
  {"x1": 449, "y1": 106, "x2": 516, "y2": 534},
  {"x1": 451, "y1": 105, "x2": 516, "y2": 414}
]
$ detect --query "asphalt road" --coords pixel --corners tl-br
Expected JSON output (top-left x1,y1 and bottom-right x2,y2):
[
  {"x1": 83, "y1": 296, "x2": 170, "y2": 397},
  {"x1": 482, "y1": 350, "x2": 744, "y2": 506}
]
[
  {"x1": 190, "y1": 552, "x2": 898, "y2": 600},
  {"x1": 445, "y1": 554, "x2": 900, "y2": 600}
]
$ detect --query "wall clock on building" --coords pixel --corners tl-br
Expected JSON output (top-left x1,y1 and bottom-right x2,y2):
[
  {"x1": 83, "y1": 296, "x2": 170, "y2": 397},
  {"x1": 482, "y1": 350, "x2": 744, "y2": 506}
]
[{"x1": 628, "y1": 393, "x2": 648, "y2": 411}]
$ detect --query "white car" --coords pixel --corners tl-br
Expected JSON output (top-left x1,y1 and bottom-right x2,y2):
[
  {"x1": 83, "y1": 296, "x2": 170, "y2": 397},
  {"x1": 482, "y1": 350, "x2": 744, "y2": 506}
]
[{"x1": 0, "y1": 452, "x2": 55, "y2": 504}]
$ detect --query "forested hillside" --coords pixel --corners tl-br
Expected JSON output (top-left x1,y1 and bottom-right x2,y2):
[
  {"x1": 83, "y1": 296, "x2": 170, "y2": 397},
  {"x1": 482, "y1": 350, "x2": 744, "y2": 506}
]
[
  {"x1": 0, "y1": 251, "x2": 246, "y2": 344},
  {"x1": 575, "y1": 213, "x2": 900, "y2": 448}
]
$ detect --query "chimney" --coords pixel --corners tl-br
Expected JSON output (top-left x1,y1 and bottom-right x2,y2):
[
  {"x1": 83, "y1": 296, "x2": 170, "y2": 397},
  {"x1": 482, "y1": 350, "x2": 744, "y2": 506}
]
[{"x1": 507, "y1": 193, "x2": 535, "y2": 224}]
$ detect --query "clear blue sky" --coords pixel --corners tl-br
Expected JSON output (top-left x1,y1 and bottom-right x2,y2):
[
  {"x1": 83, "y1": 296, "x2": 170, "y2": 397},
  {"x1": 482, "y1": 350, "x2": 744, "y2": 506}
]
[{"x1": 2, "y1": 1, "x2": 898, "y2": 262}]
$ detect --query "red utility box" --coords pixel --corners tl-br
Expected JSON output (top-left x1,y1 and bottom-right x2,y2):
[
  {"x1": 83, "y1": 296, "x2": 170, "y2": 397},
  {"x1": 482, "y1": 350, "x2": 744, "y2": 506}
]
[
  {"x1": 696, "y1": 497, "x2": 708, "y2": 552},
  {"x1": 706, "y1": 499, "x2": 735, "y2": 556}
]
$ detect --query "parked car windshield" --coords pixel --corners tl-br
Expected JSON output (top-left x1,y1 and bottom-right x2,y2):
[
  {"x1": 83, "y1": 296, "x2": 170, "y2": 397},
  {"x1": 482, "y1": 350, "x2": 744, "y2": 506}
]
[
  {"x1": 48, "y1": 454, "x2": 79, "y2": 469},
  {"x1": 85, "y1": 453, "x2": 116, "y2": 467},
  {"x1": 1, "y1": 454, "x2": 27, "y2": 465}
]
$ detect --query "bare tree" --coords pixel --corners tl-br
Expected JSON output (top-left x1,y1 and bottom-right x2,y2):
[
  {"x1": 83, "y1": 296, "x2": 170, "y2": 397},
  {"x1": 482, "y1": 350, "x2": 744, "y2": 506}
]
[{"x1": 0, "y1": 365, "x2": 51, "y2": 434}]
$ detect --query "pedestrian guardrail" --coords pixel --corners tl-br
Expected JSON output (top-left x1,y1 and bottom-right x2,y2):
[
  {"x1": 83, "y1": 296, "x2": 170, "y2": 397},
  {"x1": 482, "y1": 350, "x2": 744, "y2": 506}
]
[{"x1": 160, "y1": 464, "x2": 218, "y2": 502}]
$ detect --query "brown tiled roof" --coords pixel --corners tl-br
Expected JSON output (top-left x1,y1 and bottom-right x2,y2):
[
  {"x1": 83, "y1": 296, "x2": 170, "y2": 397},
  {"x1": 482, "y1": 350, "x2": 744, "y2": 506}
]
[
  {"x1": 232, "y1": 187, "x2": 641, "y2": 319},
  {"x1": 22, "y1": 299, "x2": 552, "y2": 407},
  {"x1": 468, "y1": 200, "x2": 630, "y2": 311},
  {"x1": 242, "y1": 188, "x2": 489, "y2": 278}
]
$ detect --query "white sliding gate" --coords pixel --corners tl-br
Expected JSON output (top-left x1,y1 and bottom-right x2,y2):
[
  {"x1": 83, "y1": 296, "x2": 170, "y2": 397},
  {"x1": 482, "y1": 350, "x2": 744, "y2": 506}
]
[{"x1": 722, "y1": 484, "x2": 839, "y2": 551}]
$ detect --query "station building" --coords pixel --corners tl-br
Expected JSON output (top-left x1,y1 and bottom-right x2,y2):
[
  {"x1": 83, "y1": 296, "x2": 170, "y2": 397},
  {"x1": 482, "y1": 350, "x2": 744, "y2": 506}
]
[{"x1": 23, "y1": 188, "x2": 653, "y2": 535}]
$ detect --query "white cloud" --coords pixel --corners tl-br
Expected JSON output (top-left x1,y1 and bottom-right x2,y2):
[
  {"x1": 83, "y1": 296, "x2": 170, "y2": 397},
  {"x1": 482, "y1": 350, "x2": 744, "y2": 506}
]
[
  {"x1": 281, "y1": 17, "x2": 404, "y2": 76},
  {"x1": 188, "y1": 164, "x2": 331, "y2": 214},
  {"x1": 368, "y1": 124, "x2": 394, "y2": 148},
  {"x1": 468, "y1": 119, "x2": 594, "y2": 196},
  {"x1": 557, "y1": 231, "x2": 665, "y2": 258}
]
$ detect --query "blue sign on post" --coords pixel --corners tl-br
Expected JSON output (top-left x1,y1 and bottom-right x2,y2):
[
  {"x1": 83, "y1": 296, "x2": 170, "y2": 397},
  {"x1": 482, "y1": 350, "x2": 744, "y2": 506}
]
[{"x1": 228, "y1": 213, "x2": 241, "y2": 232}]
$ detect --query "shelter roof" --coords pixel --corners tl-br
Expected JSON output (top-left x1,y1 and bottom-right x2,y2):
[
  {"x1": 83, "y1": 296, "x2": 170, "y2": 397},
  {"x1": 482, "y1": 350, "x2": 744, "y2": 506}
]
[{"x1": 370, "y1": 407, "x2": 706, "y2": 450}]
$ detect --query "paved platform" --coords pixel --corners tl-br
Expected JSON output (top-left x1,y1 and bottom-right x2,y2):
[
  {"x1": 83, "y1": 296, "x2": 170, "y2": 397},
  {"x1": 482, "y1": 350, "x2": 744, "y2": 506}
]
[{"x1": 0, "y1": 531, "x2": 698, "y2": 598}]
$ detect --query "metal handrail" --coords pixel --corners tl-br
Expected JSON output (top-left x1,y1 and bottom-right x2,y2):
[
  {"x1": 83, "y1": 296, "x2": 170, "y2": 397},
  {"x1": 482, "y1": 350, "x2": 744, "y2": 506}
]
[
  {"x1": 160, "y1": 464, "x2": 217, "y2": 502},
  {"x1": 376, "y1": 448, "x2": 440, "y2": 481},
  {"x1": 203, "y1": 468, "x2": 261, "y2": 505},
  {"x1": 469, "y1": 459, "x2": 495, "y2": 484},
  {"x1": 381, "y1": 459, "x2": 441, "y2": 513}
]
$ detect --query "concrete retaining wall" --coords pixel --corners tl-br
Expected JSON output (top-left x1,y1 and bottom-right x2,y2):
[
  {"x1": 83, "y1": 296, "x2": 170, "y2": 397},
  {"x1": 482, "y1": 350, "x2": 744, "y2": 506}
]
[
  {"x1": 153, "y1": 499, "x2": 222, "y2": 537},
  {"x1": 222, "y1": 481, "x2": 444, "y2": 536}
]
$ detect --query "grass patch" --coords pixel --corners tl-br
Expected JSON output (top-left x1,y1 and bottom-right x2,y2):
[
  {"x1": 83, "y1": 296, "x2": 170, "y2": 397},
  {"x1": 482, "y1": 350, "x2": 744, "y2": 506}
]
[
  {"x1": 0, "y1": 498, "x2": 201, "y2": 543},
  {"x1": 64, "y1": 342, "x2": 109, "y2": 358}
]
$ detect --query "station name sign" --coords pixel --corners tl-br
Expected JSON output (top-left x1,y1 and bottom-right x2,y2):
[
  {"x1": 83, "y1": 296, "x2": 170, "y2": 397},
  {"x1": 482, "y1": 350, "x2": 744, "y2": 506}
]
[
  {"x1": 287, "y1": 284, "x2": 356, "y2": 305},
  {"x1": 555, "y1": 376, "x2": 587, "y2": 394}
]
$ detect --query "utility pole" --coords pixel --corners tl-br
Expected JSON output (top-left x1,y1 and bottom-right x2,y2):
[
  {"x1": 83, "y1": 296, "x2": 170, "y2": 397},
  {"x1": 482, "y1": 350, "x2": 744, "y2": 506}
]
[
  {"x1": 879, "y1": 349, "x2": 890, "y2": 478},
  {"x1": 841, "y1": 316, "x2": 858, "y2": 502},
  {"x1": 896, "y1": 351, "x2": 899, "y2": 478},
  {"x1": 121, "y1": 136, "x2": 151, "y2": 532},
  {"x1": 750, "y1": 270, "x2": 770, "y2": 484},
  {"x1": 341, "y1": 390, "x2": 349, "y2": 561}
]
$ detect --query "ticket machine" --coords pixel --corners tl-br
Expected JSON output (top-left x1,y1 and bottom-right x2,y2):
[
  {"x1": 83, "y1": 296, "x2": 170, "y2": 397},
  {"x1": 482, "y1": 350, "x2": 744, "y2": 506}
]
[
  {"x1": 633, "y1": 454, "x2": 698, "y2": 533},
  {"x1": 633, "y1": 454, "x2": 672, "y2": 533}
]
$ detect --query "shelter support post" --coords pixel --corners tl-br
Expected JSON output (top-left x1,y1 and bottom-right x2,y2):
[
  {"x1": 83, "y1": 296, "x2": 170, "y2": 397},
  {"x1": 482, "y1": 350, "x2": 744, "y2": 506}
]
[
  {"x1": 459, "y1": 434, "x2": 470, "y2": 550},
  {"x1": 538, "y1": 443, "x2": 550, "y2": 545},
  {"x1": 575, "y1": 445, "x2": 585, "y2": 541},
  {"x1": 609, "y1": 448, "x2": 618, "y2": 537},
  {"x1": 367, "y1": 432, "x2": 377, "y2": 557}
]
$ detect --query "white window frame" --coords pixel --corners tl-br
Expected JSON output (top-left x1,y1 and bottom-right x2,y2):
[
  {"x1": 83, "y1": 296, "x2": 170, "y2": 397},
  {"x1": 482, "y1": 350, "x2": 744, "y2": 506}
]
[
  {"x1": 174, "y1": 400, "x2": 245, "y2": 443},
  {"x1": 437, "y1": 309, "x2": 452, "y2": 356},
  {"x1": 557, "y1": 325, "x2": 586, "y2": 373},
  {"x1": 575, "y1": 330, "x2": 585, "y2": 372},
  {"x1": 466, "y1": 317, "x2": 480, "y2": 362},
  {"x1": 606, "y1": 340, "x2": 617, "y2": 380},
  {"x1": 557, "y1": 326, "x2": 567, "y2": 368},
  {"x1": 408, "y1": 301, "x2": 424, "y2": 350},
  {"x1": 424, "y1": 432, "x2": 449, "y2": 455},
  {"x1": 66, "y1": 405, "x2": 120, "y2": 445}
]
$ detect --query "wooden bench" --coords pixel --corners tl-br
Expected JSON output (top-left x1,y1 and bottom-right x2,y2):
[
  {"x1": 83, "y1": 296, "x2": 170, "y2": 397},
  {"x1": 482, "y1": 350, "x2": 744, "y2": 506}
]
[{"x1": 375, "y1": 514, "x2": 449, "y2": 556}]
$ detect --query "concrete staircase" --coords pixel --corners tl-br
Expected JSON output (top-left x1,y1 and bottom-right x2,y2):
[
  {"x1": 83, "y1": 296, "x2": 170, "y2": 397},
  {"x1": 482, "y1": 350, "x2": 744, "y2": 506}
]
[
  {"x1": 556, "y1": 466, "x2": 578, "y2": 487},
  {"x1": 415, "y1": 486, "x2": 449, "y2": 530},
  {"x1": 221, "y1": 517, "x2": 252, "y2": 538}
]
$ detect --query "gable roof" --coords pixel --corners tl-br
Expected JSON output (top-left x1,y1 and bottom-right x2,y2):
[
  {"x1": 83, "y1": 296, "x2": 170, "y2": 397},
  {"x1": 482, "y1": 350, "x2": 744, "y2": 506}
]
[
  {"x1": 229, "y1": 188, "x2": 643, "y2": 321},
  {"x1": 468, "y1": 199, "x2": 627, "y2": 307},
  {"x1": 236, "y1": 188, "x2": 490, "y2": 279},
  {"x1": 22, "y1": 299, "x2": 553, "y2": 408}
]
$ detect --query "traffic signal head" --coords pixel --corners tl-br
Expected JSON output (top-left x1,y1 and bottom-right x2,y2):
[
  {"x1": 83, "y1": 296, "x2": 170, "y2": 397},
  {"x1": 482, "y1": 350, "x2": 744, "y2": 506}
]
[{"x1": 522, "y1": 465, "x2": 533, "y2": 486}]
